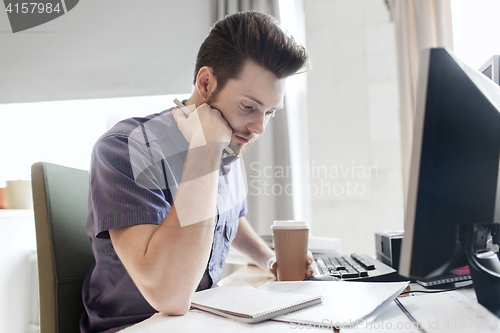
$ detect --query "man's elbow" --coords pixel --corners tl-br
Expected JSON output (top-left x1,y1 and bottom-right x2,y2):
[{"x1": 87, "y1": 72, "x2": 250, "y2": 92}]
[
  {"x1": 161, "y1": 304, "x2": 190, "y2": 316},
  {"x1": 144, "y1": 287, "x2": 192, "y2": 316},
  {"x1": 157, "y1": 298, "x2": 191, "y2": 316},
  {"x1": 136, "y1": 270, "x2": 197, "y2": 316}
]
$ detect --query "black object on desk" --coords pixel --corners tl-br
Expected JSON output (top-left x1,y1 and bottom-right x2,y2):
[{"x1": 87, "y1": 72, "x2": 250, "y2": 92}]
[
  {"x1": 311, "y1": 253, "x2": 401, "y2": 282},
  {"x1": 375, "y1": 231, "x2": 403, "y2": 270}
]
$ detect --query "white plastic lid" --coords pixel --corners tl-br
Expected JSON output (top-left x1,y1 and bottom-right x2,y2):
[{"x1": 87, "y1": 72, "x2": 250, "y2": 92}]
[{"x1": 271, "y1": 220, "x2": 309, "y2": 229}]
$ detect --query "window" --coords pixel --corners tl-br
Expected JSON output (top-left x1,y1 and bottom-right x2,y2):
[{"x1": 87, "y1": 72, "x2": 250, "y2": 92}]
[
  {"x1": 0, "y1": 94, "x2": 189, "y2": 186},
  {"x1": 451, "y1": 0, "x2": 500, "y2": 69}
]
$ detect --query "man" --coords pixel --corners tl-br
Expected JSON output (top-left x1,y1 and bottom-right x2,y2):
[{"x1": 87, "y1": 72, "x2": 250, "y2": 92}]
[{"x1": 80, "y1": 11, "x2": 312, "y2": 333}]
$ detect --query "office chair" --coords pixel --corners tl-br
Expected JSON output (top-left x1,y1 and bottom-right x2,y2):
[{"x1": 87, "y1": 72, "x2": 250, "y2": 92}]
[{"x1": 31, "y1": 162, "x2": 95, "y2": 333}]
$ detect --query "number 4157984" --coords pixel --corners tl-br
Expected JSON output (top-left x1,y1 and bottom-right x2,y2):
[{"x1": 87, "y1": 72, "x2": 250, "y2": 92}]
[{"x1": 5, "y1": 3, "x2": 61, "y2": 14}]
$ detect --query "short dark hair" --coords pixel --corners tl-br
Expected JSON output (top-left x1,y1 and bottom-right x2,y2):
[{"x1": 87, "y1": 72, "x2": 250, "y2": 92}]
[{"x1": 194, "y1": 11, "x2": 309, "y2": 92}]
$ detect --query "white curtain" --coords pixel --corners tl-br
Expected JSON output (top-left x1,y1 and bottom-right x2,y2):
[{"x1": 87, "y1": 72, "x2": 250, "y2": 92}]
[
  {"x1": 387, "y1": 0, "x2": 454, "y2": 209},
  {"x1": 215, "y1": 0, "x2": 309, "y2": 234}
]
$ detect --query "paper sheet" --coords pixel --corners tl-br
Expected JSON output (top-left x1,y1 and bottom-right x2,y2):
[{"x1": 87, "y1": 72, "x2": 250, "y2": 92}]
[
  {"x1": 341, "y1": 291, "x2": 500, "y2": 333},
  {"x1": 257, "y1": 280, "x2": 409, "y2": 329}
]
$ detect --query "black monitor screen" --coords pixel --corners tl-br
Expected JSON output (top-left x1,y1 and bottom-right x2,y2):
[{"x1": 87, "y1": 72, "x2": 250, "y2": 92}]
[{"x1": 400, "y1": 48, "x2": 500, "y2": 280}]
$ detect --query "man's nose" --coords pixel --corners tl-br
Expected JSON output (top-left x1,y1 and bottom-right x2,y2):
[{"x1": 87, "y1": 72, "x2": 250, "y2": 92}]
[{"x1": 247, "y1": 112, "x2": 266, "y2": 135}]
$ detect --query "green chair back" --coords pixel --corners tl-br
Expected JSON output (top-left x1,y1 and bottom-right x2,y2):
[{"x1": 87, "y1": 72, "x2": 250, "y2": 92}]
[{"x1": 31, "y1": 162, "x2": 94, "y2": 333}]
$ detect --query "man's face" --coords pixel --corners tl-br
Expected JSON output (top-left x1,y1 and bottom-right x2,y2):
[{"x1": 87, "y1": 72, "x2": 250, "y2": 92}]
[{"x1": 206, "y1": 61, "x2": 286, "y2": 155}]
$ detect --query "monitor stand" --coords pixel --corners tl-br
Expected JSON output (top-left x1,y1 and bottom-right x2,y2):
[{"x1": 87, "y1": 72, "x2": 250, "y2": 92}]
[{"x1": 468, "y1": 251, "x2": 500, "y2": 318}]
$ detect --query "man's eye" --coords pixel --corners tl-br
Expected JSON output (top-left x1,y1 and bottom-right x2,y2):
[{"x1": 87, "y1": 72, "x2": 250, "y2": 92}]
[
  {"x1": 242, "y1": 103, "x2": 254, "y2": 110},
  {"x1": 266, "y1": 110, "x2": 276, "y2": 117}
]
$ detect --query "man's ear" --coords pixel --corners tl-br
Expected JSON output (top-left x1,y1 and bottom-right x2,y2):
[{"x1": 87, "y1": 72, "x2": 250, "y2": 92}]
[{"x1": 195, "y1": 66, "x2": 217, "y2": 100}]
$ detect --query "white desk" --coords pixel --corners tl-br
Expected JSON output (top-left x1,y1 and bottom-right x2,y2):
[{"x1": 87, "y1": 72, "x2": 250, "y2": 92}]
[
  {"x1": 121, "y1": 266, "x2": 328, "y2": 333},
  {"x1": 120, "y1": 265, "x2": 500, "y2": 333}
]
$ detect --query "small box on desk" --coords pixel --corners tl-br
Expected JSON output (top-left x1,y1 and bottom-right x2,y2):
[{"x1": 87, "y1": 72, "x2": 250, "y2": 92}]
[{"x1": 375, "y1": 231, "x2": 403, "y2": 270}]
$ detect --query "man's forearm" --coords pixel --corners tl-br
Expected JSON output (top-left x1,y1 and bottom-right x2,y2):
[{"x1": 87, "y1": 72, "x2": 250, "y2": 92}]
[
  {"x1": 232, "y1": 217, "x2": 275, "y2": 271},
  {"x1": 142, "y1": 141, "x2": 223, "y2": 306},
  {"x1": 173, "y1": 142, "x2": 223, "y2": 226},
  {"x1": 110, "y1": 141, "x2": 222, "y2": 315}
]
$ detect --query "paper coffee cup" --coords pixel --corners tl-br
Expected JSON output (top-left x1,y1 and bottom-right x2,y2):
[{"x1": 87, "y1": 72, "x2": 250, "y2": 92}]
[{"x1": 271, "y1": 220, "x2": 309, "y2": 281}]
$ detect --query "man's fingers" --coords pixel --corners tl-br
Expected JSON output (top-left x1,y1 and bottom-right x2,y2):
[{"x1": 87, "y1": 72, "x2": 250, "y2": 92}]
[
  {"x1": 185, "y1": 104, "x2": 196, "y2": 114},
  {"x1": 306, "y1": 251, "x2": 314, "y2": 277},
  {"x1": 306, "y1": 251, "x2": 314, "y2": 264},
  {"x1": 172, "y1": 107, "x2": 185, "y2": 123},
  {"x1": 267, "y1": 256, "x2": 277, "y2": 276}
]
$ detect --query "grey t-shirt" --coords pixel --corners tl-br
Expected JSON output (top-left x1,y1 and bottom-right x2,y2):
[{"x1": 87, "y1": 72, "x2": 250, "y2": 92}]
[{"x1": 80, "y1": 107, "x2": 247, "y2": 333}]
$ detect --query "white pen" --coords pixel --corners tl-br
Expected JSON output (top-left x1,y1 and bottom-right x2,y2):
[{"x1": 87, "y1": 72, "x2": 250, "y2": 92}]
[{"x1": 173, "y1": 98, "x2": 192, "y2": 118}]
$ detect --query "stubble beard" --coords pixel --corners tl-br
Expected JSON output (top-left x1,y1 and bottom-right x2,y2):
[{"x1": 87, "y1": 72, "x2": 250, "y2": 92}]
[
  {"x1": 205, "y1": 90, "x2": 258, "y2": 156},
  {"x1": 235, "y1": 134, "x2": 259, "y2": 155}
]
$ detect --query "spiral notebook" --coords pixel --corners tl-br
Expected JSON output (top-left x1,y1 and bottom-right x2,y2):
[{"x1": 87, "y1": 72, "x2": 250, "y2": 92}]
[{"x1": 190, "y1": 280, "x2": 323, "y2": 324}]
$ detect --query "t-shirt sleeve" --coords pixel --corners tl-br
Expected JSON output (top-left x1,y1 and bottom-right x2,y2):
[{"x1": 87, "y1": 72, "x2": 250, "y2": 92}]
[
  {"x1": 239, "y1": 198, "x2": 247, "y2": 217},
  {"x1": 89, "y1": 134, "x2": 171, "y2": 239}
]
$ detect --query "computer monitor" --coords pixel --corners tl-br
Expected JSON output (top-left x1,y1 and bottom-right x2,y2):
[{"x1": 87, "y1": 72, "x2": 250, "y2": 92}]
[
  {"x1": 479, "y1": 55, "x2": 500, "y2": 85},
  {"x1": 399, "y1": 48, "x2": 500, "y2": 316}
]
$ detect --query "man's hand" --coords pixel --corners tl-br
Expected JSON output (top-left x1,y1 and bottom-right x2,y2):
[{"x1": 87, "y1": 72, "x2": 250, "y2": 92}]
[
  {"x1": 172, "y1": 103, "x2": 232, "y2": 150},
  {"x1": 267, "y1": 251, "x2": 314, "y2": 280}
]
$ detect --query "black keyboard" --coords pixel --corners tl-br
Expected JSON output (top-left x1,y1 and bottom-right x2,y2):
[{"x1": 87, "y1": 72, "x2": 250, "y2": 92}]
[{"x1": 312, "y1": 253, "x2": 399, "y2": 282}]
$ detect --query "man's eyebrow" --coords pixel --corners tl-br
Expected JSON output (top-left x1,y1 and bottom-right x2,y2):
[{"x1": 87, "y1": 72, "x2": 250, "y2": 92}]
[
  {"x1": 244, "y1": 95, "x2": 283, "y2": 110},
  {"x1": 244, "y1": 95, "x2": 264, "y2": 106}
]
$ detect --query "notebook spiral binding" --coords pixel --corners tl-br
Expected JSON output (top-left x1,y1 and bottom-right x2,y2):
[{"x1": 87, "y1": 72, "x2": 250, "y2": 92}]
[{"x1": 193, "y1": 296, "x2": 323, "y2": 324}]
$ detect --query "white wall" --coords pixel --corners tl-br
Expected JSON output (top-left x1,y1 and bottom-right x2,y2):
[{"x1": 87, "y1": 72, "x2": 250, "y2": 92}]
[
  {"x1": 0, "y1": 210, "x2": 38, "y2": 333},
  {"x1": 304, "y1": 0, "x2": 403, "y2": 255},
  {"x1": 0, "y1": 0, "x2": 213, "y2": 104}
]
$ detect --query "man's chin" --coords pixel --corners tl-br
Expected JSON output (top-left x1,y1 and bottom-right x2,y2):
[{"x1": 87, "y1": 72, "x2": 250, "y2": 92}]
[{"x1": 229, "y1": 135, "x2": 259, "y2": 156}]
